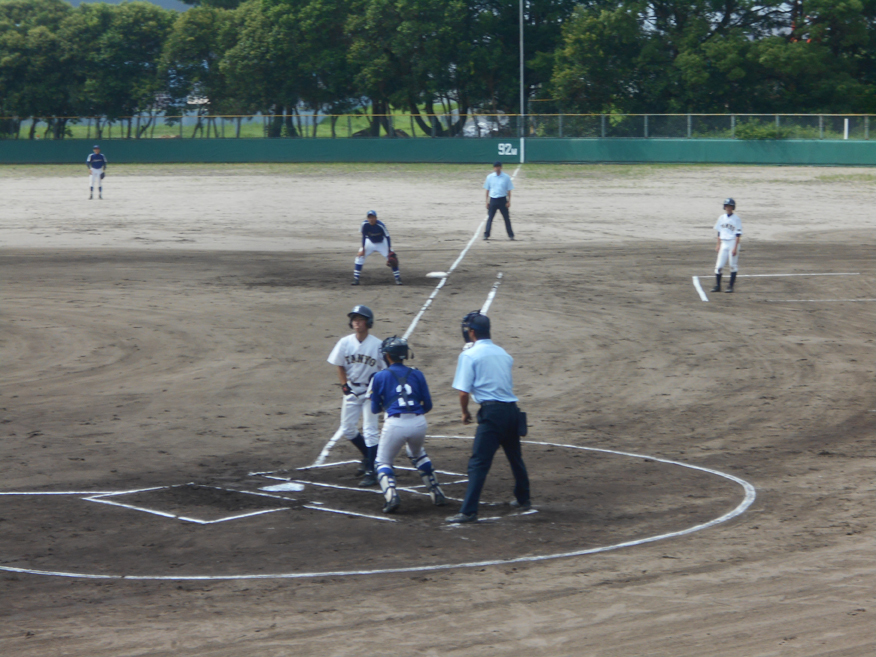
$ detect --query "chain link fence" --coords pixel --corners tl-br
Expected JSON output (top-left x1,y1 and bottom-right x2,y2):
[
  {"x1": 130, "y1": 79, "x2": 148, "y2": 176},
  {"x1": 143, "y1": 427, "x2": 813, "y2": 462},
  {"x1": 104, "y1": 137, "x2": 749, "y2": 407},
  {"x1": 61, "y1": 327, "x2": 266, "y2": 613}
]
[{"x1": 1, "y1": 113, "x2": 872, "y2": 140}]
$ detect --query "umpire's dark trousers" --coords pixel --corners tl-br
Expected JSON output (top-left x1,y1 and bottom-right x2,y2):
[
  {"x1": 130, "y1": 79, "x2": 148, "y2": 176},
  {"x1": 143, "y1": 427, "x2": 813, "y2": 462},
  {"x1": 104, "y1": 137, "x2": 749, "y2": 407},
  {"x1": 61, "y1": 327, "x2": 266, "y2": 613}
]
[
  {"x1": 485, "y1": 196, "x2": 514, "y2": 239},
  {"x1": 459, "y1": 401, "x2": 530, "y2": 516}
]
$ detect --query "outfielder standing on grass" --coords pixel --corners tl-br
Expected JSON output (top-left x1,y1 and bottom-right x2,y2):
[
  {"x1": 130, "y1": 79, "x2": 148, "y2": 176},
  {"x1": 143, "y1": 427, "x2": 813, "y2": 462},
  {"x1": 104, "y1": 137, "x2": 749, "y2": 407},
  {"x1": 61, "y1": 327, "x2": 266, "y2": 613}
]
[
  {"x1": 483, "y1": 161, "x2": 515, "y2": 241},
  {"x1": 712, "y1": 198, "x2": 743, "y2": 294},
  {"x1": 447, "y1": 311, "x2": 530, "y2": 524},
  {"x1": 352, "y1": 210, "x2": 402, "y2": 286},
  {"x1": 368, "y1": 336, "x2": 446, "y2": 514},
  {"x1": 327, "y1": 305, "x2": 384, "y2": 485},
  {"x1": 86, "y1": 145, "x2": 106, "y2": 200}
]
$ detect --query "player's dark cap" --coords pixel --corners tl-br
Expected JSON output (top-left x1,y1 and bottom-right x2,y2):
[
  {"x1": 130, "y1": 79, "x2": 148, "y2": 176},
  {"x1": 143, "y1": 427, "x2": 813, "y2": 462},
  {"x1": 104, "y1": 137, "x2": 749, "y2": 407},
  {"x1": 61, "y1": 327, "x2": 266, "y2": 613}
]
[
  {"x1": 93, "y1": 144, "x2": 100, "y2": 149},
  {"x1": 461, "y1": 310, "x2": 490, "y2": 342},
  {"x1": 348, "y1": 304, "x2": 374, "y2": 328},
  {"x1": 493, "y1": 161, "x2": 502, "y2": 167},
  {"x1": 366, "y1": 210, "x2": 377, "y2": 217},
  {"x1": 380, "y1": 336, "x2": 410, "y2": 361},
  {"x1": 723, "y1": 198, "x2": 736, "y2": 207}
]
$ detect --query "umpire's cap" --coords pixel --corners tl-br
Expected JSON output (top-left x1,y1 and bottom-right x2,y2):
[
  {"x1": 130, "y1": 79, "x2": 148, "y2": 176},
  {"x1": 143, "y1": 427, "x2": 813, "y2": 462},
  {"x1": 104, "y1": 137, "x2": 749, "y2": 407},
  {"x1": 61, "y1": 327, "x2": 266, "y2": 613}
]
[
  {"x1": 348, "y1": 304, "x2": 374, "y2": 328},
  {"x1": 723, "y1": 197, "x2": 736, "y2": 207},
  {"x1": 380, "y1": 336, "x2": 410, "y2": 361},
  {"x1": 493, "y1": 161, "x2": 502, "y2": 167},
  {"x1": 461, "y1": 310, "x2": 490, "y2": 342}
]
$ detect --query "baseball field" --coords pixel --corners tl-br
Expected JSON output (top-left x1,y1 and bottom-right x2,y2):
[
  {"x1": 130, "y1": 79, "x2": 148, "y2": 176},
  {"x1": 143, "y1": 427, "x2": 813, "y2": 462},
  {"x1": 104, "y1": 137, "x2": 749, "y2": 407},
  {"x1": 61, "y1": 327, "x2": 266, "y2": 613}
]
[{"x1": 1, "y1": 162, "x2": 874, "y2": 656}]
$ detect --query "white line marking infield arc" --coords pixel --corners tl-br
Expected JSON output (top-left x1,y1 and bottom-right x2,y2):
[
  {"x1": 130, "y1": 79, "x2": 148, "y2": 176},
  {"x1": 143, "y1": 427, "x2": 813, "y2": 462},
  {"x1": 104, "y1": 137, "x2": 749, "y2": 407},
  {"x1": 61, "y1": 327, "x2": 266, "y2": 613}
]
[{"x1": 0, "y1": 437, "x2": 756, "y2": 581}]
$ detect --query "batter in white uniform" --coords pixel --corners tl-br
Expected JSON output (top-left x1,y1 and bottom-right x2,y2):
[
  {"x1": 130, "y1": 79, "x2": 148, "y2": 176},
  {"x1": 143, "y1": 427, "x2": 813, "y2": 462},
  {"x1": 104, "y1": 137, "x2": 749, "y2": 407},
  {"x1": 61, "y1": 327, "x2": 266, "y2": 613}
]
[
  {"x1": 327, "y1": 305, "x2": 385, "y2": 485},
  {"x1": 712, "y1": 198, "x2": 743, "y2": 294}
]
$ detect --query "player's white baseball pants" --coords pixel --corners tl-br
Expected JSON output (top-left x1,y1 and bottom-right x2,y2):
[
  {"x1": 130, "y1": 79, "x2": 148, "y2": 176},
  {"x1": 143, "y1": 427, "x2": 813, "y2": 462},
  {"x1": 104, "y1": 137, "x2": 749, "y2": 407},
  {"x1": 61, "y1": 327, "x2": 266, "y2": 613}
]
[
  {"x1": 715, "y1": 239, "x2": 740, "y2": 274},
  {"x1": 355, "y1": 238, "x2": 389, "y2": 266},
  {"x1": 340, "y1": 388, "x2": 379, "y2": 447},
  {"x1": 89, "y1": 168, "x2": 104, "y2": 190},
  {"x1": 375, "y1": 414, "x2": 428, "y2": 469}
]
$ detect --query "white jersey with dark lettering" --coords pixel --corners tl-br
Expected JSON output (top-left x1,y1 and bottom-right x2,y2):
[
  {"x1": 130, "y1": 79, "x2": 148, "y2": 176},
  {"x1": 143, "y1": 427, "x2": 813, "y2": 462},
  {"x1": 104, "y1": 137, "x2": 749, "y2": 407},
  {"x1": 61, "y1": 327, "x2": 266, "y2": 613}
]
[
  {"x1": 714, "y1": 213, "x2": 743, "y2": 241},
  {"x1": 327, "y1": 334, "x2": 385, "y2": 393}
]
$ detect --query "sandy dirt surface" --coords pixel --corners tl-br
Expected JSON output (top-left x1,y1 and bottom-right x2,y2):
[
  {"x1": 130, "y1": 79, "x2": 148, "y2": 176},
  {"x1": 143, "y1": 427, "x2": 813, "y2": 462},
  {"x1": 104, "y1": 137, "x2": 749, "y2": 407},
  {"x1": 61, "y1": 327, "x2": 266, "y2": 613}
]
[{"x1": 1, "y1": 163, "x2": 874, "y2": 656}]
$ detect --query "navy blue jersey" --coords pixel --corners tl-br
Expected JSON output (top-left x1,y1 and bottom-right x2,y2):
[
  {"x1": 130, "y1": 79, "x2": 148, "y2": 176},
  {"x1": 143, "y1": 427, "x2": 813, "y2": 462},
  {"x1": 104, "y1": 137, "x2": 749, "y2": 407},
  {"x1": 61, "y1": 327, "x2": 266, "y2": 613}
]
[
  {"x1": 87, "y1": 153, "x2": 107, "y2": 170},
  {"x1": 370, "y1": 364, "x2": 432, "y2": 416},
  {"x1": 361, "y1": 220, "x2": 391, "y2": 250}
]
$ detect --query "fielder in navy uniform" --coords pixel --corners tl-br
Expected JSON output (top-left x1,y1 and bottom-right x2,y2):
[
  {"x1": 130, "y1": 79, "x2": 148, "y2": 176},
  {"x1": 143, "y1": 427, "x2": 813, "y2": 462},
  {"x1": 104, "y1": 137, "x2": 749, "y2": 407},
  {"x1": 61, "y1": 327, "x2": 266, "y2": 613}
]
[
  {"x1": 712, "y1": 198, "x2": 743, "y2": 294},
  {"x1": 368, "y1": 336, "x2": 446, "y2": 513},
  {"x1": 327, "y1": 305, "x2": 385, "y2": 485},
  {"x1": 447, "y1": 311, "x2": 530, "y2": 523},
  {"x1": 86, "y1": 145, "x2": 107, "y2": 200},
  {"x1": 352, "y1": 210, "x2": 402, "y2": 286},
  {"x1": 483, "y1": 161, "x2": 514, "y2": 241}
]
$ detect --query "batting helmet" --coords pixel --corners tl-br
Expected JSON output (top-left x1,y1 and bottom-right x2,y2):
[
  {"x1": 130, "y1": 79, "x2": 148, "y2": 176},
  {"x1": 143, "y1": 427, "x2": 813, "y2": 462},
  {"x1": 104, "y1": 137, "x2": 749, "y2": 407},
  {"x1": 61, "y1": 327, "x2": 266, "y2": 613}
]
[
  {"x1": 723, "y1": 197, "x2": 736, "y2": 207},
  {"x1": 380, "y1": 336, "x2": 410, "y2": 361},
  {"x1": 348, "y1": 304, "x2": 374, "y2": 328},
  {"x1": 461, "y1": 310, "x2": 490, "y2": 342}
]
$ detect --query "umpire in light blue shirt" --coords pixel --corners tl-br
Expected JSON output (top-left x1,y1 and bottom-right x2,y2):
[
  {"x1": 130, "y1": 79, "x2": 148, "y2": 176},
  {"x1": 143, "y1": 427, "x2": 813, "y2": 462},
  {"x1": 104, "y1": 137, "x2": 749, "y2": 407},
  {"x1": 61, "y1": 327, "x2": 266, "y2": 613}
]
[
  {"x1": 446, "y1": 311, "x2": 531, "y2": 523},
  {"x1": 483, "y1": 161, "x2": 515, "y2": 241}
]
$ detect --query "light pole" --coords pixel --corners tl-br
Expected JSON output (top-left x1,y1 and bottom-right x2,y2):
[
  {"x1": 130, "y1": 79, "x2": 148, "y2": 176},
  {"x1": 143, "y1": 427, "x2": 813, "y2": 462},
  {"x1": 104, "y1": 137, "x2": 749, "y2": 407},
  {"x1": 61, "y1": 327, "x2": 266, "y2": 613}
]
[{"x1": 519, "y1": 0, "x2": 525, "y2": 162}]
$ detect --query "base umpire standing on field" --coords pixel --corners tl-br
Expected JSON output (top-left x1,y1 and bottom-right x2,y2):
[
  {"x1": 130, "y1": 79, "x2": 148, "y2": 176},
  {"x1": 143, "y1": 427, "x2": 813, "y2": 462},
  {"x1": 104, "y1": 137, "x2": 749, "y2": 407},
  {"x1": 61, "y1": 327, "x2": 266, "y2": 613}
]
[
  {"x1": 446, "y1": 311, "x2": 530, "y2": 523},
  {"x1": 483, "y1": 161, "x2": 515, "y2": 241}
]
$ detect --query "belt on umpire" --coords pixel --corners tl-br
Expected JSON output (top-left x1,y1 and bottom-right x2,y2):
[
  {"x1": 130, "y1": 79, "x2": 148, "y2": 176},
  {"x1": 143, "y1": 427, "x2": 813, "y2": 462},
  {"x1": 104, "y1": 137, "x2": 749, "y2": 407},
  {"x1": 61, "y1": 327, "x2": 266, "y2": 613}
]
[{"x1": 479, "y1": 400, "x2": 516, "y2": 406}]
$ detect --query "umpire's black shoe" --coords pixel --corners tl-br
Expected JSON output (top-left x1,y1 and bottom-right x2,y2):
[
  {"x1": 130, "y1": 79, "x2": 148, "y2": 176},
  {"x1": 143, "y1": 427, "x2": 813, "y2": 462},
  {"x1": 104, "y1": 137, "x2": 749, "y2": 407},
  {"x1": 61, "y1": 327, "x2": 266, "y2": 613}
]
[
  {"x1": 509, "y1": 499, "x2": 531, "y2": 511},
  {"x1": 358, "y1": 471, "x2": 378, "y2": 487},
  {"x1": 710, "y1": 285, "x2": 720, "y2": 293},
  {"x1": 483, "y1": 235, "x2": 489, "y2": 241},
  {"x1": 446, "y1": 512, "x2": 477, "y2": 524}
]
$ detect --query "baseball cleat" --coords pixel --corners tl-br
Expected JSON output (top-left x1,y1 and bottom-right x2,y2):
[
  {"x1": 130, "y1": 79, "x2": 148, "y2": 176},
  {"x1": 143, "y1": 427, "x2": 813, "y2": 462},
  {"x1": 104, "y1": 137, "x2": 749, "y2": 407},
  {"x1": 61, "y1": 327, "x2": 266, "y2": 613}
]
[
  {"x1": 446, "y1": 512, "x2": 477, "y2": 524},
  {"x1": 510, "y1": 499, "x2": 531, "y2": 511},
  {"x1": 395, "y1": 278, "x2": 403, "y2": 285},
  {"x1": 351, "y1": 279, "x2": 360, "y2": 286},
  {"x1": 509, "y1": 237, "x2": 515, "y2": 241},
  {"x1": 430, "y1": 486, "x2": 447, "y2": 507},
  {"x1": 710, "y1": 285, "x2": 720, "y2": 293},
  {"x1": 483, "y1": 235, "x2": 489, "y2": 241},
  {"x1": 725, "y1": 287, "x2": 734, "y2": 293},
  {"x1": 358, "y1": 471, "x2": 378, "y2": 487},
  {"x1": 355, "y1": 457, "x2": 368, "y2": 476},
  {"x1": 382, "y1": 490, "x2": 400, "y2": 514}
]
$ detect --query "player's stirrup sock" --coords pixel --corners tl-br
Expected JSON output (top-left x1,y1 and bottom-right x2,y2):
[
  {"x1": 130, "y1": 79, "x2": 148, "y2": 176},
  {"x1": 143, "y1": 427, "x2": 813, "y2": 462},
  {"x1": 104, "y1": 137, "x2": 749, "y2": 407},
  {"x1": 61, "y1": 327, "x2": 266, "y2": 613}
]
[
  {"x1": 365, "y1": 444, "x2": 378, "y2": 473},
  {"x1": 353, "y1": 263, "x2": 363, "y2": 280},
  {"x1": 729, "y1": 272, "x2": 737, "y2": 288},
  {"x1": 715, "y1": 273, "x2": 722, "y2": 288},
  {"x1": 350, "y1": 432, "x2": 368, "y2": 457},
  {"x1": 392, "y1": 267, "x2": 401, "y2": 281}
]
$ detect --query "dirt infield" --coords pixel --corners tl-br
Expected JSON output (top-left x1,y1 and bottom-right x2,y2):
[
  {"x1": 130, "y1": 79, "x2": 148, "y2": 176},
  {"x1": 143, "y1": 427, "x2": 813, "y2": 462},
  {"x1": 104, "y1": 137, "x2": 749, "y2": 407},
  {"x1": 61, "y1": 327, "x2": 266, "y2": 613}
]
[{"x1": 1, "y1": 164, "x2": 874, "y2": 656}]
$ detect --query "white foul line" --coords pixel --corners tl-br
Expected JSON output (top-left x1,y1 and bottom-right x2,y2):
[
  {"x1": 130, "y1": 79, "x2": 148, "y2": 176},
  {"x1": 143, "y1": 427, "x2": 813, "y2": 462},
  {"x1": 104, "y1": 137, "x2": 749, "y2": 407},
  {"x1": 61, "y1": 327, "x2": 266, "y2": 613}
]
[
  {"x1": 734, "y1": 272, "x2": 860, "y2": 278},
  {"x1": 0, "y1": 437, "x2": 756, "y2": 581},
  {"x1": 692, "y1": 276, "x2": 709, "y2": 302},
  {"x1": 480, "y1": 273, "x2": 504, "y2": 314},
  {"x1": 313, "y1": 166, "x2": 520, "y2": 467}
]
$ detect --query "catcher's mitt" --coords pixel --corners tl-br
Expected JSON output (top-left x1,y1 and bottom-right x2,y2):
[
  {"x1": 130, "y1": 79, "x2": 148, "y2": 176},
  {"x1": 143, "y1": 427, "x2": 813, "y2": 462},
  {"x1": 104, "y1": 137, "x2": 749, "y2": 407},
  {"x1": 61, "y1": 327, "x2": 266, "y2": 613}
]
[{"x1": 386, "y1": 251, "x2": 399, "y2": 268}]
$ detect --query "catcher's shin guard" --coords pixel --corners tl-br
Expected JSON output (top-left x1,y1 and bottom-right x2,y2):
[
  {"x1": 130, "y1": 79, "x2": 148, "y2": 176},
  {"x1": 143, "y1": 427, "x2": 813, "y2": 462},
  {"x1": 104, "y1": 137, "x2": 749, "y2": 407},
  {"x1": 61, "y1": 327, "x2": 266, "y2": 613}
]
[{"x1": 377, "y1": 468, "x2": 399, "y2": 513}]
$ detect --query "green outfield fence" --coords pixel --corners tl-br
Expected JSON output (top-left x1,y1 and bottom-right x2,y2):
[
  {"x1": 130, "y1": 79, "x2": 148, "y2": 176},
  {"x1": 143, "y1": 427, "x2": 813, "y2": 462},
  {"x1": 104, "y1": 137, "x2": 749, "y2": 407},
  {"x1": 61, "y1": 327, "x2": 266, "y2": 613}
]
[{"x1": 3, "y1": 137, "x2": 876, "y2": 165}]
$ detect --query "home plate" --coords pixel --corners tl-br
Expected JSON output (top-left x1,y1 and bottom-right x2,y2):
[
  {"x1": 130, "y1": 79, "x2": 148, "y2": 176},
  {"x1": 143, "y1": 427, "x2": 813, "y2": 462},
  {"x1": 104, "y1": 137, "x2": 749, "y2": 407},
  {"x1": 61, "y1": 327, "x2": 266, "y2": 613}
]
[
  {"x1": 426, "y1": 271, "x2": 448, "y2": 278},
  {"x1": 260, "y1": 482, "x2": 305, "y2": 492}
]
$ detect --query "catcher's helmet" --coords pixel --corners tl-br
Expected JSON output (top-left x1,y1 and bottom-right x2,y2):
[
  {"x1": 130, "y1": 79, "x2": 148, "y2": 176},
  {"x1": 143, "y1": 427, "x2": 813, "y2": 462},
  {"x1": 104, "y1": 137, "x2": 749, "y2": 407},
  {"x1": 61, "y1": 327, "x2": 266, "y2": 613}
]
[
  {"x1": 461, "y1": 310, "x2": 490, "y2": 342},
  {"x1": 723, "y1": 197, "x2": 736, "y2": 207},
  {"x1": 380, "y1": 336, "x2": 409, "y2": 361},
  {"x1": 348, "y1": 304, "x2": 374, "y2": 328}
]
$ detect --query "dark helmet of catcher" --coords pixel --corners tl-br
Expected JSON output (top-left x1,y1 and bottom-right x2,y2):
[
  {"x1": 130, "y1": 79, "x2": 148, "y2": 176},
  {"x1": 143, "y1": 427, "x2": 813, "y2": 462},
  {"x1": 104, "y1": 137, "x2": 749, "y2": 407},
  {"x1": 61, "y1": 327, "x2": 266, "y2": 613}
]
[
  {"x1": 723, "y1": 197, "x2": 736, "y2": 207},
  {"x1": 348, "y1": 304, "x2": 374, "y2": 328},
  {"x1": 380, "y1": 335, "x2": 410, "y2": 362},
  {"x1": 461, "y1": 310, "x2": 490, "y2": 342}
]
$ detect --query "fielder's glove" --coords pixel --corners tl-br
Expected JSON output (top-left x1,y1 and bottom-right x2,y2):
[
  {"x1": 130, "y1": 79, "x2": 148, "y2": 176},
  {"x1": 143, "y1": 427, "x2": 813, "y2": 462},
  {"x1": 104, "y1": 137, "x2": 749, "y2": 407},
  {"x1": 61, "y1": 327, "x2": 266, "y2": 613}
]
[
  {"x1": 386, "y1": 251, "x2": 399, "y2": 268},
  {"x1": 100, "y1": 172, "x2": 105, "y2": 179},
  {"x1": 341, "y1": 383, "x2": 353, "y2": 396}
]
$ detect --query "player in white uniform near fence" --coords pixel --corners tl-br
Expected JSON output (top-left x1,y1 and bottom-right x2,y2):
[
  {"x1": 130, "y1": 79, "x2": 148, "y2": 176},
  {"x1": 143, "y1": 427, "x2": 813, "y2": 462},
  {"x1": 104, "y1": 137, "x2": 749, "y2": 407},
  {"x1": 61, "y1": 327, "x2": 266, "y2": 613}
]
[
  {"x1": 86, "y1": 145, "x2": 107, "y2": 200},
  {"x1": 368, "y1": 336, "x2": 446, "y2": 514},
  {"x1": 712, "y1": 198, "x2": 743, "y2": 294},
  {"x1": 327, "y1": 305, "x2": 385, "y2": 485}
]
